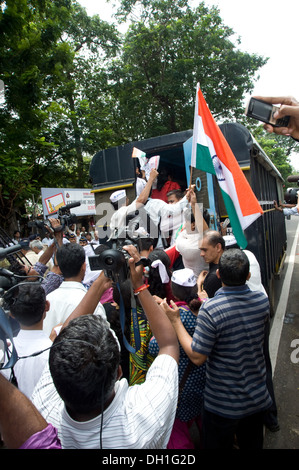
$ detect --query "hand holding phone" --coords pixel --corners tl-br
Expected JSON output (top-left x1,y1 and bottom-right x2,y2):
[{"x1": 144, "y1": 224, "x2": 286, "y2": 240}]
[{"x1": 245, "y1": 97, "x2": 290, "y2": 128}]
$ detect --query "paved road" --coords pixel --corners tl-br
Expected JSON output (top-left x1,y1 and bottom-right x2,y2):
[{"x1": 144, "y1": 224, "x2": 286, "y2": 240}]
[{"x1": 264, "y1": 216, "x2": 299, "y2": 449}]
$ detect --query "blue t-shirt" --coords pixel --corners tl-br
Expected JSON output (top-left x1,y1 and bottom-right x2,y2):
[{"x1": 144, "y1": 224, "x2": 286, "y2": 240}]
[{"x1": 192, "y1": 285, "x2": 272, "y2": 419}]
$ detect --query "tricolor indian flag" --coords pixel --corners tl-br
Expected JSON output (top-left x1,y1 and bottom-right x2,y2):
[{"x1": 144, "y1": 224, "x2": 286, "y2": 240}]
[{"x1": 191, "y1": 83, "x2": 263, "y2": 249}]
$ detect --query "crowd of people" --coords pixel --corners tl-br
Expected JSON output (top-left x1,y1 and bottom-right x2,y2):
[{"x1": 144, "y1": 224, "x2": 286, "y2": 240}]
[{"x1": 1, "y1": 94, "x2": 298, "y2": 450}]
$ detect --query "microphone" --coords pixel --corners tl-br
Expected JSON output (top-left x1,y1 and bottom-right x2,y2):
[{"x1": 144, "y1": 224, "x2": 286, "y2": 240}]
[
  {"x1": 0, "y1": 268, "x2": 14, "y2": 277},
  {"x1": 0, "y1": 244, "x2": 21, "y2": 259},
  {"x1": 60, "y1": 201, "x2": 81, "y2": 211},
  {"x1": 287, "y1": 175, "x2": 299, "y2": 183}
]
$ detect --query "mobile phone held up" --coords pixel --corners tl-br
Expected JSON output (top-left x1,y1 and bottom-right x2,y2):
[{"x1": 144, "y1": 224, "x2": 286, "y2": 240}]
[{"x1": 245, "y1": 97, "x2": 290, "y2": 128}]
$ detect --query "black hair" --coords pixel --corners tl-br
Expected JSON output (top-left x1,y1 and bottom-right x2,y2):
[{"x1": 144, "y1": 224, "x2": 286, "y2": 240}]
[
  {"x1": 204, "y1": 230, "x2": 225, "y2": 250},
  {"x1": 94, "y1": 244, "x2": 110, "y2": 255},
  {"x1": 136, "y1": 237, "x2": 154, "y2": 252},
  {"x1": 203, "y1": 209, "x2": 210, "y2": 227},
  {"x1": 156, "y1": 168, "x2": 168, "y2": 191},
  {"x1": 49, "y1": 315, "x2": 120, "y2": 415},
  {"x1": 10, "y1": 283, "x2": 46, "y2": 326},
  {"x1": 171, "y1": 281, "x2": 201, "y2": 312},
  {"x1": 147, "y1": 249, "x2": 172, "y2": 299},
  {"x1": 166, "y1": 189, "x2": 184, "y2": 200},
  {"x1": 218, "y1": 248, "x2": 249, "y2": 286},
  {"x1": 183, "y1": 207, "x2": 195, "y2": 224},
  {"x1": 56, "y1": 243, "x2": 85, "y2": 278}
]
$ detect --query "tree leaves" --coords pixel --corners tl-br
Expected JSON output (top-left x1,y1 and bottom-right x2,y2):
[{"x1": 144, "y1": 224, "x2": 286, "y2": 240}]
[{"x1": 1, "y1": 0, "x2": 291, "y2": 231}]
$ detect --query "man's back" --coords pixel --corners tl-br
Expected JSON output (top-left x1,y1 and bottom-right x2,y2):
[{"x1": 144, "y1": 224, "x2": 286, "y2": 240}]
[
  {"x1": 1, "y1": 330, "x2": 52, "y2": 399},
  {"x1": 192, "y1": 285, "x2": 272, "y2": 418},
  {"x1": 32, "y1": 354, "x2": 178, "y2": 449},
  {"x1": 43, "y1": 282, "x2": 106, "y2": 336},
  {"x1": 203, "y1": 262, "x2": 222, "y2": 297}
]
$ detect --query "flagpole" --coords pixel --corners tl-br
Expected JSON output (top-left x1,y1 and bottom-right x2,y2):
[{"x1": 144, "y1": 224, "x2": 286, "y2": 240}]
[
  {"x1": 189, "y1": 165, "x2": 193, "y2": 189},
  {"x1": 190, "y1": 82, "x2": 200, "y2": 190}
]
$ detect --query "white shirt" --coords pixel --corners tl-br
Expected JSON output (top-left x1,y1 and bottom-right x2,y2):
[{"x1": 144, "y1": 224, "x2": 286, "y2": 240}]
[
  {"x1": 283, "y1": 206, "x2": 299, "y2": 216},
  {"x1": 43, "y1": 281, "x2": 106, "y2": 336},
  {"x1": 175, "y1": 229, "x2": 208, "y2": 278},
  {"x1": 110, "y1": 200, "x2": 138, "y2": 236},
  {"x1": 243, "y1": 250, "x2": 267, "y2": 296},
  {"x1": 144, "y1": 196, "x2": 189, "y2": 243},
  {"x1": 1, "y1": 329, "x2": 52, "y2": 399},
  {"x1": 32, "y1": 354, "x2": 178, "y2": 449},
  {"x1": 136, "y1": 177, "x2": 147, "y2": 196}
]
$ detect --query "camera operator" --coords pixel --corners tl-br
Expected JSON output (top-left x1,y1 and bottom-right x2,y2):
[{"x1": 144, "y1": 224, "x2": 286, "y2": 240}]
[
  {"x1": 31, "y1": 245, "x2": 179, "y2": 449},
  {"x1": 23, "y1": 218, "x2": 65, "y2": 295},
  {"x1": 273, "y1": 190, "x2": 299, "y2": 216},
  {"x1": 42, "y1": 241, "x2": 107, "y2": 338},
  {"x1": 0, "y1": 283, "x2": 52, "y2": 399}
]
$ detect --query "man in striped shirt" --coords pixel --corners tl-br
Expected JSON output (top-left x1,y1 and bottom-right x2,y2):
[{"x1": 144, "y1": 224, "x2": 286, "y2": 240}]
[{"x1": 162, "y1": 248, "x2": 272, "y2": 449}]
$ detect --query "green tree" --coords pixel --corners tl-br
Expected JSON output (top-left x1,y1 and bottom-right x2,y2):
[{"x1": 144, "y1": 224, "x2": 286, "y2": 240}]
[
  {"x1": 108, "y1": 0, "x2": 267, "y2": 141},
  {"x1": 250, "y1": 125, "x2": 297, "y2": 184},
  {"x1": 0, "y1": 0, "x2": 120, "y2": 231}
]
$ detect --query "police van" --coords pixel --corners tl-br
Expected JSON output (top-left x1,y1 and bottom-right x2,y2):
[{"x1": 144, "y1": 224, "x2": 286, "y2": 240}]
[{"x1": 89, "y1": 122, "x2": 287, "y2": 313}]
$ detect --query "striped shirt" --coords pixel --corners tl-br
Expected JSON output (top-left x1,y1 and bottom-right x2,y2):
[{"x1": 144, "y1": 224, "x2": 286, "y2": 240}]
[
  {"x1": 32, "y1": 354, "x2": 178, "y2": 449},
  {"x1": 191, "y1": 285, "x2": 272, "y2": 419}
]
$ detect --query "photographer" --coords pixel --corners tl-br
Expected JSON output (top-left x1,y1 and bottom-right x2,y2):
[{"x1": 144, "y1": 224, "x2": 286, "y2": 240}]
[
  {"x1": 254, "y1": 95, "x2": 299, "y2": 141},
  {"x1": 32, "y1": 245, "x2": 179, "y2": 449},
  {"x1": 26, "y1": 218, "x2": 65, "y2": 295},
  {"x1": 274, "y1": 190, "x2": 299, "y2": 216},
  {"x1": 42, "y1": 242, "x2": 107, "y2": 337},
  {"x1": 1, "y1": 283, "x2": 52, "y2": 399}
]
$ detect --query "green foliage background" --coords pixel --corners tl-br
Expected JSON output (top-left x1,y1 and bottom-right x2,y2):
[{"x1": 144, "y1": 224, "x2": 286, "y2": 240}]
[{"x1": 0, "y1": 0, "x2": 297, "y2": 231}]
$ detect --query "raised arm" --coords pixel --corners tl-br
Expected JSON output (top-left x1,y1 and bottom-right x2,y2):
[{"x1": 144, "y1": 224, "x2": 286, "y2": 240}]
[
  {"x1": 160, "y1": 299, "x2": 207, "y2": 366},
  {"x1": 136, "y1": 168, "x2": 159, "y2": 207},
  {"x1": 61, "y1": 271, "x2": 112, "y2": 330},
  {"x1": 124, "y1": 244, "x2": 179, "y2": 363},
  {"x1": 187, "y1": 187, "x2": 209, "y2": 233},
  {"x1": 36, "y1": 218, "x2": 64, "y2": 266}
]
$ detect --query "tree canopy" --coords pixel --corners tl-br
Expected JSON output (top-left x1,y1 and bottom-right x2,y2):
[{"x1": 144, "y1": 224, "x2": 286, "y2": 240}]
[{"x1": 0, "y1": 0, "x2": 297, "y2": 232}]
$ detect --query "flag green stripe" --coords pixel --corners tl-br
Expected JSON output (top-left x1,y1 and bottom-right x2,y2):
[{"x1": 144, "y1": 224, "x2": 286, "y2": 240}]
[
  {"x1": 221, "y1": 190, "x2": 248, "y2": 249},
  {"x1": 196, "y1": 143, "x2": 215, "y2": 175}
]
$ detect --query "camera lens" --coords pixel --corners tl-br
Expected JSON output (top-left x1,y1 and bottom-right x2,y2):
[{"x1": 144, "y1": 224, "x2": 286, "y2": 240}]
[{"x1": 104, "y1": 256, "x2": 114, "y2": 266}]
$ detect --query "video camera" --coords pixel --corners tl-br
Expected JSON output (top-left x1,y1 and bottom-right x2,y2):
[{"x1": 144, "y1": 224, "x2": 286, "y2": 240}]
[
  {"x1": 28, "y1": 201, "x2": 81, "y2": 233},
  {"x1": 88, "y1": 221, "x2": 151, "y2": 283},
  {"x1": 0, "y1": 244, "x2": 23, "y2": 291},
  {"x1": 0, "y1": 244, "x2": 33, "y2": 370}
]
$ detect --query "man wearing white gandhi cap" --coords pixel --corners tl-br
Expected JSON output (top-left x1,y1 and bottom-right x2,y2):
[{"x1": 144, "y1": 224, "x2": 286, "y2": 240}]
[{"x1": 110, "y1": 189, "x2": 127, "y2": 206}]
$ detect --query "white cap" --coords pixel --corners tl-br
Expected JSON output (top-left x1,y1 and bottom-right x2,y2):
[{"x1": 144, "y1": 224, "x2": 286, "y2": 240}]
[
  {"x1": 110, "y1": 189, "x2": 126, "y2": 203},
  {"x1": 171, "y1": 268, "x2": 196, "y2": 287},
  {"x1": 223, "y1": 235, "x2": 238, "y2": 247}
]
